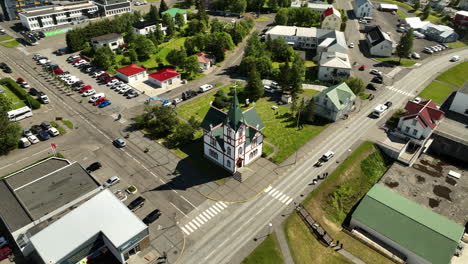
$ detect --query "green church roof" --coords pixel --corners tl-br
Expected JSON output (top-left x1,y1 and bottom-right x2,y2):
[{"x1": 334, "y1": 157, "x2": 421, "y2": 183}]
[
  {"x1": 225, "y1": 90, "x2": 245, "y2": 131},
  {"x1": 161, "y1": 8, "x2": 187, "y2": 18}
]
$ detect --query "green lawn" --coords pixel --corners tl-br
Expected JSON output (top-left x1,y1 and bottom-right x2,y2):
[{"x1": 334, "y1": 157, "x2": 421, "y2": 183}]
[
  {"x1": 418, "y1": 81, "x2": 454, "y2": 104},
  {"x1": 304, "y1": 60, "x2": 317, "y2": 67},
  {"x1": 262, "y1": 143, "x2": 275, "y2": 157},
  {"x1": 396, "y1": 9, "x2": 408, "y2": 19},
  {"x1": 60, "y1": 119, "x2": 74, "y2": 129},
  {"x1": 242, "y1": 233, "x2": 284, "y2": 264},
  {"x1": 376, "y1": 58, "x2": 416, "y2": 67},
  {"x1": 436, "y1": 61, "x2": 468, "y2": 87},
  {"x1": 301, "y1": 89, "x2": 319, "y2": 98},
  {"x1": 144, "y1": 37, "x2": 187, "y2": 68},
  {"x1": 0, "y1": 35, "x2": 14, "y2": 42},
  {"x1": 446, "y1": 41, "x2": 467, "y2": 49},
  {"x1": 254, "y1": 16, "x2": 270, "y2": 22},
  {"x1": 0, "y1": 85, "x2": 26, "y2": 110},
  {"x1": 285, "y1": 142, "x2": 394, "y2": 264},
  {"x1": 1, "y1": 40, "x2": 19, "y2": 48}
]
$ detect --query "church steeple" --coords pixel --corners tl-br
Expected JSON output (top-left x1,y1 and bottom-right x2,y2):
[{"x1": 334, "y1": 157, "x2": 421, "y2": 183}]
[{"x1": 225, "y1": 89, "x2": 245, "y2": 131}]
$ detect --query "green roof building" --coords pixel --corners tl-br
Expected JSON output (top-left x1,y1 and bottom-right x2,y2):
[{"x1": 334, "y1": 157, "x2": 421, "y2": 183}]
[
  {"x1": 161, "y1": 8, "x2": 187, "y2": 23},
  {"x1": 200, "y1": 91, "x2": 264, "y2": 174},
  {"x1": 313, "y1": 82, "x2": 356, "y2": 121},
  {"x1": 350, "y1": 184, "x2": 464, "y2": 264}
]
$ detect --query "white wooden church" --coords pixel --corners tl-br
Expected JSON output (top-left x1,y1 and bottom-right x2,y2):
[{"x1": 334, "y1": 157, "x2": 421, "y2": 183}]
[{"x1": 200, "y1": 92, "x2": 265, "y2": 174}]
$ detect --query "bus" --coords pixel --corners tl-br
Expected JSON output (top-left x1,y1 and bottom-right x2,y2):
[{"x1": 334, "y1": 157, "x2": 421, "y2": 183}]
[{"x1": 7, "y1": 106, "x2": 32, "y2": 122}]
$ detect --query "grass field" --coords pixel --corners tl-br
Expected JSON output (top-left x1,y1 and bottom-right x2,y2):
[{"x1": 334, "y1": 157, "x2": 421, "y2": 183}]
[
  {"x1": 143, "y1": 37, "x2": 187, "y2": 69},
  {"x1": 396, "y1": 9, "x2": 408, "y2": 19},
  {"x1": 446, "y1": 41, "x2": 467, "y2": 49},
  {"x1": 242, "y1": 233, "x2": 284, "y2": 264},
  {"x1": 301, "y1": 89, "x2": 319, "y2": 98},
  {"x1": 285, "y1": 142, "x2": 394, "y2": 264},
  {"x1": 1, "y1": 86, "x2": 26, "y2": 110},
  {"x1": 60, "y1": 119, "x2": 74, "y2": 129},
  {"x1": 436, "y1": 61, "x2": 468, "y2": 87},
  {"x1": 254, "y1": 16, "x2": 270, "y2": 22},
  {"x1": 376, "y1": 58, "x2": 416, "y2": 67},
  {"x1": 262, "y1": 142, "x2": 275, "y2": 157},
  {"x1": 418, "y1": 81, "x2": 454, "y2": 104},
  {"x1": 0, "y1": 35, "x2": 14, "y2": 42},
  {"x1": 1, "y1": 40, "x2": 20, "y2": 48}
]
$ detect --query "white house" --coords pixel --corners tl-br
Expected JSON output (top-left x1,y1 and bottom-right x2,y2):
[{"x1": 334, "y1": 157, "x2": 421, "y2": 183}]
[
  {"x1": 366, "y1": 26, "x2": 394, "y2": 57},
  {"x1": 321, "y1": 7, "x2": 342, "y2": 31},
  {"x1": 196, "y1": 52, "x2": 215, "y2": 71},
  {"x1": 314, "y1": 82, "x2": 356, "y2": 121},
  {"x1": 200, "y1": 92, "x2": 264, "y2": 174},
  {"x1": 307, "y1": 3, "x2": 334, "y2": 12},
  {"x1": 133, "y1": 20, "x2": 167, "y2": 36},
  {"x1": 354, "y1": 0, "x2": 374, "y2": 18},
  {"x1": 449, "y1": 87, "x2": 468, "y2": 117},
  {"x1": 318, "y1": 52, "x2": 351, "y2": 81},
  {"x1": 397, "y1": 99, "x2": 445, "y2": 139},
  {"x1": 316, "y1": 30, "x2": 348, "y2": 54},
  {"x1": 265, "y1": 25, "x2": 317, "y2": 49},
  {"x1": 148, "y1": 68, "x2": 181, "y2": 89},
  {"x1": 402, "y1": 17, "x2": 430, "y2": 32},
  {"x1": 115, "y1": 64, "x2": 147, "y2": 83},
  {"x1": 91, "y1": 33, "x2": 124, "y2": 53}
]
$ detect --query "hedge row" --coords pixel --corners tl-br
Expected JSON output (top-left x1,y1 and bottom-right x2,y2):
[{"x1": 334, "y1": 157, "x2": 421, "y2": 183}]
[{"x1": 0, "y1": 78, "x2": 41, "y2": 109}]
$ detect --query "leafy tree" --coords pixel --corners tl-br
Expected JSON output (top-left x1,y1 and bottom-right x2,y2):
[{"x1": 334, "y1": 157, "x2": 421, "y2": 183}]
[
  {"x1": 275, "y1": 9, "x2": 288, "y2": 25},
  {"x1": 245, "y1": 67, "x2": 264, "y2": 101},
  {"x1": 183, "y1": 55, "x2": 201, "y2": 78},
  {"x1": 327, "y1": 0, "x2": 334, "y2": 4},
  {"x1": 396, "y1": 29, "x2": 414, "y2": 63},
  {"x1": 94, "y1": 47, "x2": 115, "y2": 70},
  {"x1": 155, "y1": 24, "x2": 165, "y2": 43},
  {"x1": 422, "y1": 4, "x2": 431, "y2": 20},
  {"x1": 345, "y1": 78, "x2": 365, "y2": 95},
  {"x1": 134, "y1": 105, "x2": 179, "y2": 138},
  {"x1": 175, "y1": 13, "x2": 186, "y2": 27},
  {"x1": 127, "y1": 49, "x2": 138, "y2": 63},
  {"x1": 289, "y1": 55, "x2": 305, "y2": 95},
  {"x1": 186, "y1": 19, "x2": 207, "y2": 36},
  {"x1": 0, "y1": 94, "x2": 21, "y2": 155},
  {"x1": 247, "y1": 0, "x2": 266, "y2": 12},
  {"x1": 266, "y1": 38, "x2": 294, "y2": 62},
  {"x1": 124, "y1": 28, "x2": 136, "y2": 44},
  {"x1": 147, "y1": 5, "x2": 160, "y2": 21},
  {"x1": 163, "y1": 13, "x2": 176, "y2": 37},
  {"x1": 196, "y1": 0, "x2": 209, "y2": 23},
  {"x1": 213, "y1": 90, "x2": 231, "y2": 109},
  {"x1": 167, "y1": 48, "x2": 188, "y2": 68},
  {"x1": 231, "y1": 0, "x2": 247, "y2": 13},
  {"x1": 159, "y1": 0, "x2": 169, "y2": 14},
  {"x1": 413, "y1": 0, "x2": 420, "y2": 10},
  {"x1": 277, "y1": 61, "x2": 290, "y2": 92},
  {"x1": 133, "y1": 35, "x2": 156, "y2": 60},
  {"x1": 245, "y1": 32, "x2": 267, "y2": 57},
  {"x1": 450, "y1": 0, "x2": 460, "y2": 7},
  {"x1": 213, "y1": 44, "x2": 225, "y2": 61},
  {"x1": 210, "y1": 19, "x2": 224, "y2": 33},
  {"x1": 185, "y1": 0, "x2": 195, "y2": 7},
  {"x1": 300, "y1": 99, "x2": 316, "y2": 124},
  {"x1": 188, "y1": 116, "x2": 200, "y2": 129},
  {"x1": 162, "y1": 13, "x2": 173, "y2": 26},
  {"x1": 268, "y1": 0, "x2": 279, "y2": 11},
  {"x1": 167, "y1": 122, "x2": 196, "y2": 147}
]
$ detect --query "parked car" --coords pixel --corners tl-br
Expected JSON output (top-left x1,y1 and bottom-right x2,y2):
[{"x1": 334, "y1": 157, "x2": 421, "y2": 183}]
[
  {"x1": 48, "y1": 127, "x2": 60, "y2": 136},
  {"x1": 28, "y1": 135, "x2": 39, "y2": 144},
  {"x1": 384, "y1": 101, "x2": 393, "y2": 108},
  {"x1": 127, "y1": 196, "x2": 145, "y2": 211},
  {"x1": 199, "y1": 84, "x2": 214, "y2": 93},
  {"x1": 348, "y1": 42, "x2": 354, "y2": 48},
  {"x1": 397, "y1": 27, "x2": 407, "y2": 33},
  {"x1": 38, "y1": 130, "x2": 50, "y2": 140},
  {"x1": 0, "y1": 247, "x2": 12, "y2": 261},
  {"x1": 372, "y1": 76, "x2": 383, "y2": 84},
  {"x1": 3, "y1": 67, "x2": 12, "y2": 73},
  {"x1": 23, "y1": 128, "x2": 33, "y2": 137},
  {"x1": 89, "y1": 93, "x2": 105, "y2": 103},
  {"x1": 41, "y1": 121, "x2": 51, "y2": 129},
  {"x1": 143, "y1": 209, "x2": 162, "y2": 225},
  {"x1": 423, "y1": 47, "x2": 434, "y2": 54},
  {"x1": 31, "y1": 125, "x2": 42, "y2": 134},
  {"x1": 79, "y1": 85, "x2": 92, "y2": 93},
  {"x1": 127, "y1": 90, "x2": 140, "y2": 98},
  {"x1": 173, "y1": 98, "x2": 183, "y2": 104},
  {"x1": 366, "y1": 83, "x2": 377, "y2": 90},
  {"x1": 16, "y1": 77, "x2": 24, "y2": 83},
  {"x1": 359, "y1": 65, "x2": 366, "y2": 71},
  {"x1": 93, "y1": 97, "x2": 107, "y2": 106},
  {"x1": 98, "y1": 100, "x2": 112, "y2": 108},
  {"x1": 86, "y1": 162, "x2": 102, "y2": 172},
  {"x1": 83, "y1": 89, "x2": 96, "y2": 96},
  {"x1": 411, "y1": 52, "x2": 420, "y2": 59},
  {"x1": 369, "y1": 69, "x2": 382, "y2": 76},
  {"x1": 182, "y1": 90, "x2": 198, "y2": 100},
  {"x1": 264, "y1": 85, "x2": 275, "y2": 93},
  {"x1": 20, "y1": 137, "x2": 31, "y2": 148},
  {"x1": 119, "y1": 86, "x2": 131, "y2": 94},
  {"x1": 21, "y1": 82, "x2": 30, "y2": 88},
  {"x1": 103, "y1": 176, "x2": 120, "y2": 187},
  {"x1": 113, "y1": 137, "x2": 126, "y2": 147},
  {"x1": 92, "y1": 71, "x2": 105, "y2": 78},
  {"x1": 450, "y1": 55, "x2": 460, "y2": 62}
]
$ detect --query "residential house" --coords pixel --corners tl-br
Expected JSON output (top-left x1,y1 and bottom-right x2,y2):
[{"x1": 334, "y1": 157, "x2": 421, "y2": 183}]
[
  {"x1": 200, "y1": 91, "x2": 264, "y2": 174},
  {"x1": 366, "y1": 25, "x2": 394, "y2": 57},
  {"x1": 115, "y1": 64, "x2": 147, "y2": 83},
  {"x1": 461, "y1": 0, "x2": 468, "y2": 10},
  {"x1": 350, "y1": 184, "x2": 464, "y2": 264},
  {"x1": 316, "y1": 30, "x2": 348, "y2": 54},
  {"x1": 318, "y1": 52, "x2": 351, "y2": 81},
  {"x1": 91, "y1": 33, "x2": 124, "y2": 53},
  {"x1": 429, "y1": 0, "x2": 450, "y2": 10},
  {"x1": 397, "y1": 99, "x2": 445, "y2": 139},
  {"x1": 307, "y1": 2, "x2": 334, "y2": 12},
  {"x1": 453, "y1": 10, "x2": 468, "y2": 29},
  {"x1": 354, "y1": 0, "x2": 374, "y2": 18},
  {"x1": 161, "y1": 8, "x2": 187, "y2": 23},
  {"x1": 314, "y1": 82, "x2": 356, "y2": 121},
  {"x1": 148, "y1": 68, "x2": 181, "y2": 89},
  {"x1": 401, "y1": 17, "x2": 430, "y2": 32},
  {"x1": 423, "y1": 23, "x2": 459, "y2": 43},
  {"x1": 265, "y1": 25, "x2": 317, "y2": 49},
  {"x1": 321, "y1": 8, "x2": 342, "y2": 31},
  {"x1": 196, "y1": 52, "x2": 215, "y2": 71},
  {"x1": 133, "y1": 20, "x2": 167, "y2": 36},
  {"x1": 93, "y1": 0, "x2": 131, "y2": 16}
]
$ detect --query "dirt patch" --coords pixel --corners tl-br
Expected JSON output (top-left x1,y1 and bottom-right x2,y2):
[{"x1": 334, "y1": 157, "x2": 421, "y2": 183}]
[
  {"x1": 433, "y1": 185, "x2": 452, "y2": 201},
  {"x1": 429, "y1": 198, "x2": 440, "y2": 208},
  {"x1": 413, "y1": 164, "x2": 441, "y2": 178},
  {"x1": 384, "y1": 181, "x2": 399, "y2": 188},
  {"x1": 445, "y1": 177, "x2": 457, "y2": 186},
  {"x1": 416, "y1": 175, "x2": 426, "y2": 183}
]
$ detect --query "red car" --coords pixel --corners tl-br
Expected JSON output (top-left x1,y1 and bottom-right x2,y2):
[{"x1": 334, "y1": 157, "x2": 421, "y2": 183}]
[
  {"x1": 359, "y1": 65, "x2": 366, "y2": 71},
  {"x1": 53, "y1": 68, "x2": 64, "y2": 75},
  {"x1": 0, "y1": 247, "x2": 12, "y2": 261},
  {"x1": 72, "y1": 58, "x2": 83, "y2": 64},
  {"x1": 103, "y1": 77, "x2": 115, "y2": 84},
  {"x1": 16, "y1": 78, "x2": 24, "y2": 84},
  {"x1": 79, "y1": 85, "x2": 92, "y2": 93},
  {"x1": 93, "y1": 97, "x2": 107, "y2": 106}
]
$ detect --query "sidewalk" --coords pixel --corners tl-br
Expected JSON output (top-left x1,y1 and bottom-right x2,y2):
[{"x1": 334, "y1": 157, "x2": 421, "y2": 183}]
[{"x1": 274, "y1": 223, "x2": 295, "y2": 264}]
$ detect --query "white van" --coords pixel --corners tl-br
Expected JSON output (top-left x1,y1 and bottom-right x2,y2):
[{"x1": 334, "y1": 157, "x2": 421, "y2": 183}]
[
  {"x1": 20, "y1": 137, "x2": 31, "y2": 148},
  {"x1": 89, "y1": 93, "x2": 105, "y2": 103},
  {"x1": 321, "y1": 151, "x2": 335, "y2": 161},
  {"x1": 199, "y1": 84, "x2": 213, "y2": 93},
  {"x1": 372, "y1": 104, "x2": 388, "y2": 118}
]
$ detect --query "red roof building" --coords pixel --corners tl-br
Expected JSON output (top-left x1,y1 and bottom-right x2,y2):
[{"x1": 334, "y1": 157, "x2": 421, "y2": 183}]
[
  {"x1": 148, "y1": 68, "x2": 181, "y2": 88},
  {"x1": 321, "y1": 7, "x2": 342, "y2": 31},
  {"x1": 196, "y1": 52, "x2": 215, "y2": 70},
  {"x1": 115, "y1": 64, "x2": 147, "y2": 83},
  {"x1": 397, "y1": 99, "x2": 445, "y2": 139}
]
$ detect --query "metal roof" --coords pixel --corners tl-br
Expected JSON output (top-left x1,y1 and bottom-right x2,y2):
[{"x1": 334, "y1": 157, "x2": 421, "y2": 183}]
[
  {"x1": 320, "y1": 82, "x2": 356, "y2": 110},
  {"x1": 30, "y1": 189, "x2": 147, "y2": 263},
  {"x1": 319, "y1": 51, "x2": 351, "y2": 69}
]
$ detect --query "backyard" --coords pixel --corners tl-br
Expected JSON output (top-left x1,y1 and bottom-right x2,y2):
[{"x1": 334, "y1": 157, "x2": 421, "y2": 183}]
[
  {"x1": 242, "y1": 233, "x2": 284, "y2": 264},
  {"x1": 284, "y1": 142, "x2": 394, "y2": 264}
]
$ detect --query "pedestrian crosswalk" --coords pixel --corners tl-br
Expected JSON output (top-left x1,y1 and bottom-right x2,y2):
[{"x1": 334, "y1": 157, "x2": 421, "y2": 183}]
[
  {"x1": 264, "y1": 186, "x2": 293, "y2": 205},
  {"x1": 181, "y1": 201, "x2": 228, "y2": 236},
  {"x1": 385, "y1": 86, "x2": 413, "y2": 96}
]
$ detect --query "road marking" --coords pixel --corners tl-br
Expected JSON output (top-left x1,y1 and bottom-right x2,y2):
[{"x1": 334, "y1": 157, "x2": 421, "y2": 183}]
[
  {"x1": 15, "y1": 157, "x2": 29, "y2": 164},
  {"x1": 32, "y1": 148, "x2": 51, "y2": 156},
  {"x1": 273, "y1": 191, "x2": 282, "y2": 199},
  {"x1": 199, "y1": 214, "x2": 208, "y2": 222},
  {"x1": 203, "y1": 212, "x2": 212, "y2": 220},
  {"x1": 185, "y1": 224, "x2": 193, "y2": 233},
  {"x1": 212, "y1": 205, "x2": 221, "y2": 213},
  {"x1": 188, "y1": 222, "x2": 197, "y2": 230},
  {"x1": 196, "y1": 216, "x2": 204, "y2": 224},
  {"x1": 192, "y1": 219, "x2": 201, "y2": 228},
  {"x1": 169, "y1": 202, "x2": 187, "y2": 217},
  {"x1": 206, "y1": 210, "x2": 215, "y2": 218},
  {"x1": 264, "y1": 186, "x2": 272, "y2": 193},
  {"x1": 279, "y1": 194, "x2": 286, "y2": 202},
  {"x1": 285, "y1": 198, "x2": 293, "y2": 205},
  {"x1": 219, "y1": 202, "x2": 227, "y2": 208},
  {"x1": 0, "y1": 164, "x2": 12, "y2": 170},
  {"x1": 181, "y1": 226, "x2": 190, "y2": 235},
  {"x1": 213, "y1": 204, "x2": 223, "y2": 212},
  {"x1": 208, "y1": 208, "x2": 218, "y2": 215}
]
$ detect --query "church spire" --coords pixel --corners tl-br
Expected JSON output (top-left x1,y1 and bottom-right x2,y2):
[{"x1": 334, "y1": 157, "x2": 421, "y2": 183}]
[{"x1": 225, "y1": 88, "x2": 244, "y2": 131}]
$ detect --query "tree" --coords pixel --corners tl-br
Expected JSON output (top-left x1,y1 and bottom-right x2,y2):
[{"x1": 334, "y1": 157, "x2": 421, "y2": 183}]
[
  {"x1": 183, "y1": 55, "x2": 201, "y2": 78},
  {"x1": 245, "y1": 67, "x2": 264, "y2": 101},
  {"x1": 133, "y1": 35, "x2": 156, "y2": 60},
  {"x1": 127, "y1": 49, "x2": 138, "y2": 63},
  {"x1": 187, "y1": 116, "x2": 200, "y2": 129},
  {"x1": 275, "y1": 8, "x2": 288, "y2": 25},
  {"x1": 196, "y1": 0, "x2": 209, "y2": 23},
  {"x1": 345, "y1": 77, "x2": 365, "y2": 95},
  {"x1": 155, "y1": 24, "x2": 165, "y2": 43},
  {"x1": 134, "y1": 105, "x2": 179, "y2": 138},
  {"x1": 245, "y1": 33, "x2": 267, "y2": 58},
  {"x1": 210, "y1": 19, "x2": 224, "y2": 33},
  {"x1": 0, "y1": 94, "x2": 21, "y2": 155},
  {"x1": 300, "y1": 99, "x2": 316, "y2": 124},
  {"x1": 213, "y1": 90, "x2": 231, "y2": 109},
  {"x1": 163, "y1": 13, "x2": 176, "y2": 37},
  {"x1": 147, "y1": 5, "x2": 159, "y2": 21},
  {"x1": 289, "y1": 55, "x2": 305, "y2": 95},
  {"x1": 159, "y1": 0, "x2": 169, "y2": 14},
  {"x1": 422, "y1": 4, "x2": 431, "y2": 20},
  {"x1": 413, "y1": 0, "x2": 420, "y2": 10},
  {"x1": 124, "y1": 27, "x2": 136, "y2": 44},
  {"x1": 175, "y1": 13, "x2": 186, "y2": 27},
  {"x1": 449, "y1": 0, "x2": 460, "y2": 7},
  {"x1": 185, "y1": 0, "x2": 195, "y2": 8},
  {"x1": 94, "y1": 47, "x2": 115, "y2": 70},
  {"x1": 396, "y1": 29, "x2": 414, "y2": 63},
  {"x1": 167, "y1": 122, "x2": 195, "y2": 147},
  {"x1": 268, "y1": 0, "x2": 278, "y2": 11},
  {"x1": 167, "y1": 48, "x2": 187, "y2": 68},
  {"x1": 231, "y1": 0, "x2": 247, "y2": 13},
  {"x1": 267, "y1": 38, "x2": 294, "y2": 62},
  {"x1": 327, "y1": 0, "x2": 334, "y2": 4}
]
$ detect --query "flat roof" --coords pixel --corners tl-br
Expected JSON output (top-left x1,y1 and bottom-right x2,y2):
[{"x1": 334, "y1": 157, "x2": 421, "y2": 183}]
[
  {"x1": 435, "y1": 116, "x2": 468, "y2": 145},
  {"x1": 0, "y1": 158, "x2": 100, "y2": 232},
  {"x1": 266, "y1": 25, "x2": 317, "y2": 38},
  {"x1": 30, "y1": 189, "x2": 148, "y2": 263},
  {"x1": 20, "y1": 2, "x2": 97, "y2": 18},
  {"x1": 379, "y1": 3, "x2": 398, "y2": 10}
]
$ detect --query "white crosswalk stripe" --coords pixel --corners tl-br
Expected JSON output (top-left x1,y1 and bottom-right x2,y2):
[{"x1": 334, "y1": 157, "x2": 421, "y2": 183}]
[
  {"x1": 385, "y1": 86, "x2": 412, "y2": 96},
  {"x1": 180, "y1": 201, "x2": 230, "y2": 236},
  {"x1": 264, "y1": 186, "x2": 272, "y2": 193},
  {"x1": 265, "y1": 187, "x2": 293, "y2": 205}
]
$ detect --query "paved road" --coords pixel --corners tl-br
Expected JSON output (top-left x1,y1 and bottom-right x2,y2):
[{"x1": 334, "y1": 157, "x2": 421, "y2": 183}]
[{"x1": 177, "y1": 48, "x2": 468, "y2": 264}]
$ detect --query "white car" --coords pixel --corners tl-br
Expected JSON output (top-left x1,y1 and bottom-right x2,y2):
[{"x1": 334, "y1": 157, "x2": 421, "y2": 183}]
[
  {"x1": 48, "y1": 127, "x2": 60, "y2": 136},
  {"x1": 93, "y1": 71, "x2": 105, "y2": 78},
  {"x1": 413, "y1": 97, "x2": 422, "y2": 103},
  {"x1": 20, "y1": 137, "x2": 31, "y2": 148},
  {"x1": 120, "y1": 86, "x2": 131, "y2": 94},
  {"x1": 106, "y1": 79, "x2": 119, "y2": 86},
  {"x1": 412, "y1": 52, "x2": 420, "y2": 59},
  {"x1": 83, "y1": 89, "x2": 96, "y2": 96},
  {"x1": 21, "y1": 82, "x2": 30, "y2": 88},
  {"x1": 28, "y1": 135, "x2": 39, "y2": 144},
  {"x1": 370, "y1": 69, "x2": 382, "y2": 76},
  {"x1": 199, "y1": 84, "x2": 213, "y2": 92},
  {"x1": 173, "y1": 98, "x2": 183, "y2": 104},
  {"x1": 450, "y1": 55, "x2": 460, "y2": 62},
  {"x1": 114, "y1": 85, "x2": 124, "y2": 92},
  {"x1": 103, "y1": 176, "x2": 120, "y2": 187},
  {"x1": 348, "y1": 42, "x2": 354, "y2": 48}
]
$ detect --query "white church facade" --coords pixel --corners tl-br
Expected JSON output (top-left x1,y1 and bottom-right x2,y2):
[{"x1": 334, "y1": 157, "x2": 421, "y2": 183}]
[{"x1": 200, "y1": 93, "x2": 265, "y2": 174}]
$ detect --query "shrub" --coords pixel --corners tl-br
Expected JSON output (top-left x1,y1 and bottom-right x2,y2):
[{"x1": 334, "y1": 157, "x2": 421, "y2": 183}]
[{"x1": 0, "y1": 78, "x2": 41, "y2": 109}]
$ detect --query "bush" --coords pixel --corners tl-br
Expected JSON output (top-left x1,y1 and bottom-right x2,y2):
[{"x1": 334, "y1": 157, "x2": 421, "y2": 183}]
[{"x1": 0, "y1": 78, "x2": 41, "y2": 109}]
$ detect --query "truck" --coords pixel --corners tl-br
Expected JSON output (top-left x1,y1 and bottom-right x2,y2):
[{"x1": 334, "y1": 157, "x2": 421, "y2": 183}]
[
  {"x1": 37, "y1": 92, "x2": 49, "y2": 104},
  {"x1": 372, "y1": 104, "x2": 388, "y2": 118}
]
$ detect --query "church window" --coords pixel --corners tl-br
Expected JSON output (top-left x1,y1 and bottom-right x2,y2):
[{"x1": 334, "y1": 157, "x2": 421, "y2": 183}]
[
  {"x1": 210, "y1": 137, "x2": 215, "y2": 146},
  {"x1": 227, "y1": 128, "x2": 232, "y2": 138},
  {"x1": 239, "y1": 147, "x2": 243, "y2": 155},
  {"x1": 209, "y1": 149, "x2": 218, "y2": 159},
  {"x1": 227, "y1": 147, "x2": 231, "y2": 156},
  {"x1": 227, "y1": 160, "x2": 231, "y2": 167}
]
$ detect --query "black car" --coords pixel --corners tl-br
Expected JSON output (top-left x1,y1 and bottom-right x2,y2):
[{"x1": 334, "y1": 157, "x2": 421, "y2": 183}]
[
  {"x1": 127, "y1": 196, "x2": 145, "y2": 211},
  {"x1": 0, "y1": 62, "x2": 6, "y2": 69},
  {"x1": 29, "y1": 88, "x2": 39, "y2": 96},
  {"x1": 38, "y1": 32, "x2": 46, "y2": 38},
  {"x1": 143, "y1": 209, "x2": 162, "y2": 225},
  {"x1": 86, "y1": 162, "x2": 102, "y2": 172},
  {"x1": 366, "y1": 83, "x2": 377, "y2": 90},
  {"x1": 384, "y1": 101, "x2": 392, "y2": 108},
  {"x1": 371, "y1": 77, "x2": 383, "y2": 84},
  {"x1": 182, "y1": 90, "x2": 198, "y2": 100},
  {"x1": 38, "y1": 130, "x2": 50, "y2": 140},
  {"x1": 4, "y1": 67, "x2": 12, "y2": 73},
  {"x1": 31, "y1": 125, "x2": 42, "y2": 134},
  {"x1": 41, "y1": 121, "x2": 51, "y2": 129}
]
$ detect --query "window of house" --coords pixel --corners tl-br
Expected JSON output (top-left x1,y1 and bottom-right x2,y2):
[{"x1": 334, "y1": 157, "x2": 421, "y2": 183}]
[
  {"x1": 405, "y1": 126, "x2": 410, "y2": 133},
  {"x1": 227, "y1": 160, "x2": 231, "y2": 167},
  {"x1": 227, "y1": 147, "x2": 231, "y2": 156},
  {"x1": 249, "y1": 152, "x2": 254, "y2": 159},
  {"x1": 252, "y1": 137, "x2": 257, "y2": 146},
  {"x1": 209, "y1": 149, "x2": 218, "y2": 159},
  {"x1": 412, "y1": 129, "x2": 418, "y2": 136},
  {"x1": 239, "y1": 147, "x2": 243, "y2": 155},
  {"x1": 210, "y1": 137, "x2": 215, "y2": 146},
  {"x1": 239, "y1": 126, "x2": 243, "y2": 136},
  {"x1": 227, "y1": 128, "x2": 231, "y2": 138},
  {"x1": 412, "y1": 119, "x2": 417, "y2": 126}
]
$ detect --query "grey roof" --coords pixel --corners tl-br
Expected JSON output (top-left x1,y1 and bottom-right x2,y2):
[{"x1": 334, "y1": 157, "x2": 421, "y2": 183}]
[
  {"x1": 367, "y1": 25, "x2": 393, "y2": 47},
  {"x1": 91, "y1": 33, "x2": 122, "y2": 42},
  {"x1": 5, "y1": 158, "x2": 69, "y2": 189},
  {"x1": 355, "y1": 0, "x2": 373, "y2": 8},
  {"x1": 20, "y1": 2, "x2": 97, "y2": 18},
  {"x1": 200, "y1": 107, "x2": 226, "y2": 131},
  {"x1": 317, "y1": 29, "x2": 347, "y2": 52},
  {"x1": 319, "y1": 51, "x2": 351, "y2": 69},
  {"x1": 243, "y1": 107, "x2": 265, "y2": 130},
  {"x1": 0, "y1": 181, "x2": 33, "y2": 232}
]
